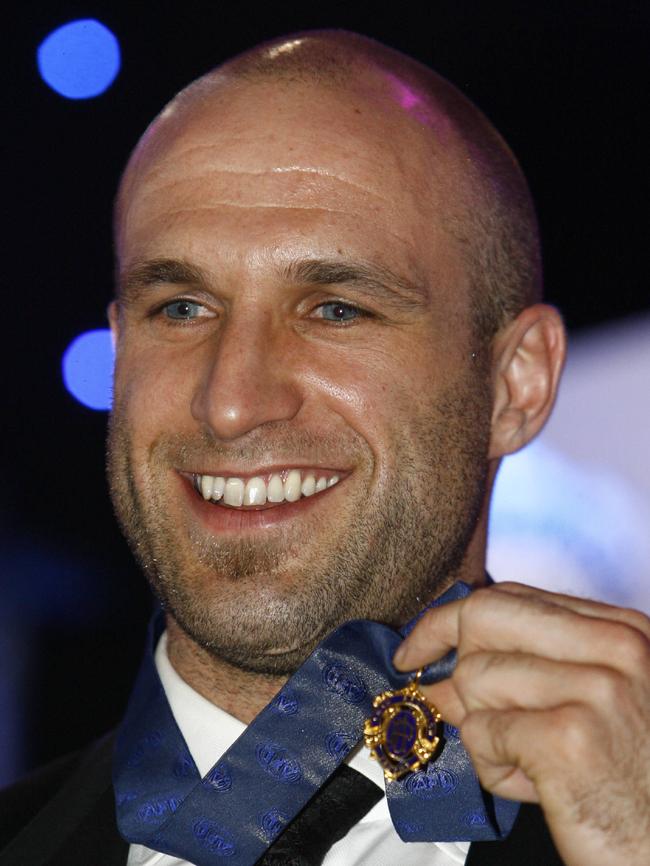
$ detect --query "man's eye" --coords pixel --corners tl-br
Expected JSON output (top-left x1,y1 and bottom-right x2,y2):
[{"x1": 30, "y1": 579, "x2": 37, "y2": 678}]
[
  {"x1": 162, "y1": 300, "x2": 206, "y2": 320},
  {"x1": 316, "y1": 302, "x2": 364, "y2": 322}
]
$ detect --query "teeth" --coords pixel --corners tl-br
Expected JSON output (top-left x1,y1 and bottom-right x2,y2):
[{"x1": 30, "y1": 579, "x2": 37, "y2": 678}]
[
  {"x1": 200, "y1": 475, "x2": 214, "y2": 500},
  {"x1": 211, "y1": 477, "x2": 225, "y2": 501},
  {"x1": 244, "y1": 477, "x2": 267, "y2": 506},
  {"x1": 267, "y1": 473, "x2": 284, "y2": 503},
  {"x1": 284, "y1": 469, "x2": 302, "y2": 502},
  {"x1": 224, "y1": 477, "x2": 245, "y2": 507},
  {"x1": 195, "y1": 470, "x2": 341, "y2": 508}
]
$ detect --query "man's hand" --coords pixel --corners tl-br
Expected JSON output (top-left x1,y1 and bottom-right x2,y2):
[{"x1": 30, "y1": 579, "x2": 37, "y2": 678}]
[{"x1": 393, "y1": 582, "x2": 650, "y2": 866}]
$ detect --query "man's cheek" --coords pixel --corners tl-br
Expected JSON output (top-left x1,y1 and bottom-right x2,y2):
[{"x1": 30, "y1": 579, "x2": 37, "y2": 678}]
[{"x1": 114, "y1": 351, "x2": 191, "y2": 419}]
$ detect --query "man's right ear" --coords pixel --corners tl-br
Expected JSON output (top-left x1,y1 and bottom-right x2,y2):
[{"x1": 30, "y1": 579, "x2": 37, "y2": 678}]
[{"x1": 107, "y1": 300, "x2": 120, "y2": 347}]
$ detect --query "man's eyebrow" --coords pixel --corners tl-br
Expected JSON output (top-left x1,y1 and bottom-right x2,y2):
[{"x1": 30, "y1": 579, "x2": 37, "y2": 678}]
[
  {"x1": 118, "y1": 259, "x2": 208, "y2": 304},
  {"x1": 281, "y1": 259, "x2": 429, "y2": 310},
  {"x1": 117, "y1": 256, "x2": 429, "y2": 310}
]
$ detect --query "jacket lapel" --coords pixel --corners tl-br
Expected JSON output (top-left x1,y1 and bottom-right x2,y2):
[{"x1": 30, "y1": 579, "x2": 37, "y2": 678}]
[
  {"x1": 0, "y1": 734, "x2": 128, "y2": 866},
  {"x1": 47, "y1": 785, "x2": 128, "y2": 866}
]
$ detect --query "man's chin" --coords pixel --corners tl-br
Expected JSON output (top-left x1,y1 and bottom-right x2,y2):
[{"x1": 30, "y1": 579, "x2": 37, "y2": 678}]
[
  {"x1": 158, "y1": 580, "x2": 334, "y2": 675},
  {"x1": 217, "y1": 644, "x2": 320, "y2": 677},
  {"x1": 180, "y1": 621, "x2": 326, "y2": 676}
]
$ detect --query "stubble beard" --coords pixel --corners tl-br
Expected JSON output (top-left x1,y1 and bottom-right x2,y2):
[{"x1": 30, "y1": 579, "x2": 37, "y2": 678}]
[{"x1": 107, "y1": 368, "x2": 491, "y2": 676}]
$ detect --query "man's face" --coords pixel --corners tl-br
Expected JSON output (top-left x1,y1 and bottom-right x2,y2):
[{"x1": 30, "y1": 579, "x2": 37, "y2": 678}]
[{"x1": 108, "y1": 77, "x2": 493, "y2": 674}]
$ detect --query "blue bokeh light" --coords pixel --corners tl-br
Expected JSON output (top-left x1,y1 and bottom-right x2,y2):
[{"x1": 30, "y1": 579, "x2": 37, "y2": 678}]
[
  {"x1": 37, "y1": 19, "x2": 121, "y2": 99},
  {"x1": 62, "y1": 329, "x2": 114, "y2": 410}
]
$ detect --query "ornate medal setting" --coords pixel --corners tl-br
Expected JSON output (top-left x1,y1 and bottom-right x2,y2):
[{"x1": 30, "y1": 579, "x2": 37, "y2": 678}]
[{"x1": 363, "y1": 669, "x2": 442, "y2": 780}]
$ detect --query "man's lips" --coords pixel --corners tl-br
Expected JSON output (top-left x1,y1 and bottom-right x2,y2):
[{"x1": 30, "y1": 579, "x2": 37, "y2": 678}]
[{"x1": 177, "y1": 471, "x2": 346, "y2": 531}]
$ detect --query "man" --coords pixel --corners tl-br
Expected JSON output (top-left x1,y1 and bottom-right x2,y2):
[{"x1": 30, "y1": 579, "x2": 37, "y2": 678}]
[{"x1": 1, "y1": 30, "x2": 648, "y2": 866}]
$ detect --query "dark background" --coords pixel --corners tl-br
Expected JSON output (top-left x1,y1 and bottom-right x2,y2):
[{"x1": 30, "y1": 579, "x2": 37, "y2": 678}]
[{"x1": 3, "y1": 1, "x2": 648, "y2": 781}]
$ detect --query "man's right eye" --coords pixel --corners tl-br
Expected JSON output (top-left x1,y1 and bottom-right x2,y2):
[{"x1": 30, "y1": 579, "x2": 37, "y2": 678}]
[{"x1": 161, "y1": 299, "x2": 206, "y2": 320}]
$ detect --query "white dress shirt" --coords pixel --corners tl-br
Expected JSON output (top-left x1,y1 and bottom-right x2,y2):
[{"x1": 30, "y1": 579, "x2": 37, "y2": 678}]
[{"x1": 127, "y1": 633, "x2": 469, "y2": 866}]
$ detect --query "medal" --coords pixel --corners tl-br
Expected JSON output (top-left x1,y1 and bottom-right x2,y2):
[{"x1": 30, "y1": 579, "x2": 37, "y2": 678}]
[{"x1": 363, "y1": 669, "x2": 442, "y2": 780}]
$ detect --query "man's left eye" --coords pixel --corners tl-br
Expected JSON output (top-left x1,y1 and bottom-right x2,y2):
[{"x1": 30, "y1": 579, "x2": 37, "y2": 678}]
[
  {"x1": 162, "y1": 300, "x2": 206, "y2": 320},
  {"x1": 316, "y1": 302, "x2": 364, "y2": 322}
]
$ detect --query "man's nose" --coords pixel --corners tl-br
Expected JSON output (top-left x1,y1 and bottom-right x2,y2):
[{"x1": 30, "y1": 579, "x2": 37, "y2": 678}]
[{"x1": 190, "y1": 312, "x2": 304, "y2": 441}]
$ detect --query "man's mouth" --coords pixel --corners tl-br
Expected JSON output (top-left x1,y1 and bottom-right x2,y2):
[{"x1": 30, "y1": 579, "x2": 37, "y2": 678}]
[{"x1": 190, "y1": 468, "x2": 342, "y2": 509}]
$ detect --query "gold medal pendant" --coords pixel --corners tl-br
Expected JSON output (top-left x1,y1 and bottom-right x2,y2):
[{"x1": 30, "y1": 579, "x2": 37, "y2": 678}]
[{"x1": 363, "y1": 669, "x2": 442, "y2": 780}]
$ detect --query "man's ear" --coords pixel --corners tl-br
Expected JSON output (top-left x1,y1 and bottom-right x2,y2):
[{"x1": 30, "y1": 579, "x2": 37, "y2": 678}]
[
  {"x1": 107, "y1": 300, "x2": 120, "y2": 348},
  {"x1": 488, "y1": 304, "x2": 567, "y2": 459}
]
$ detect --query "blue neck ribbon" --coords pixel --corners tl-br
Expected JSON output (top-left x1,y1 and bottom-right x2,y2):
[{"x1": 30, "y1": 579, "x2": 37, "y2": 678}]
[{"x1": 113, "y1": 581, "x2": 519, "y2": 864}]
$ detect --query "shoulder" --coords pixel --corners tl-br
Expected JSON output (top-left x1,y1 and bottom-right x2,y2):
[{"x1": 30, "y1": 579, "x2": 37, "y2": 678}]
[
  {"x1": 0, "y1": 749, "x2": 87, "y2": 850},
  {"x1": 0, "y1": 733, "x2": 116, "y2": 858}
]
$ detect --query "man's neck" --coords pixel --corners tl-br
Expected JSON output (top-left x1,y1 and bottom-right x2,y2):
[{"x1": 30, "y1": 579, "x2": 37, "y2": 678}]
[{"x1": 165, "y1": 618, "x2": 286, "y2": 723}]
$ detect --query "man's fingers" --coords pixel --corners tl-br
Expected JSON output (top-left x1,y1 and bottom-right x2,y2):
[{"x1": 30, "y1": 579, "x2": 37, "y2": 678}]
[
  {"x1": 393, "y1": 597, "x2": 463, "y2": 668},
  {"x1": 419, "y1": 678, "x2": 465, "y2": 726},
  {"x1": 395, "y1": 584, "x2": 650, "y2": 866},
  {"x1": 459, "y1": 705, "x2": 563, "y2": 803},
  {"x1": 395, "y1": 585, "x2": 650, "y2": 676},
  {"x1": 461, "y1": 700, "x2": 650, "y2": 865},
  {"x1": 426, "y1": 651, "x2": 636, "y2": 715},
  {"x1": 492, "y1": 581, "x2": 650, "y2": 637}
]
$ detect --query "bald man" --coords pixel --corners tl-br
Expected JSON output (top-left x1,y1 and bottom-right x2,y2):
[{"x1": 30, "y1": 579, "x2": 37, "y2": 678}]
[{"x1": 1, "y1": 31, "x2": 648, "y2": 866}]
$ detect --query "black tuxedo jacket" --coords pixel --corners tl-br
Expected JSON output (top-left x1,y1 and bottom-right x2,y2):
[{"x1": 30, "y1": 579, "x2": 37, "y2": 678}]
[{"x1": 0, "y1": 734, "x2": 565, "y2": 866}]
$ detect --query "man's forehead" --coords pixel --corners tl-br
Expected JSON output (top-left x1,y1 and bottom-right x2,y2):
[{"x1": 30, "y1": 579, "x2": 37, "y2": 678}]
[
  {"x1": 117, "y1": 74, "x2": 466, "y2": 260},
  {"x1": 130, "y1": 108, "x2": 401, "y2": 206}
]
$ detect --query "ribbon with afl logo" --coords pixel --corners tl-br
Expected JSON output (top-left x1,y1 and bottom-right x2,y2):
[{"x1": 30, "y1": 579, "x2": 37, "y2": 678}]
[{"x1": 113, "y1": 582, "x2": 519, "y2": 864}]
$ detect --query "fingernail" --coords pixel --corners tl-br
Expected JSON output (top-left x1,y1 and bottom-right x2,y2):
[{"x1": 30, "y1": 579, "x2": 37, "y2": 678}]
[{"x1": 393, "y1": 643, "x2": 409, "y2": 668}]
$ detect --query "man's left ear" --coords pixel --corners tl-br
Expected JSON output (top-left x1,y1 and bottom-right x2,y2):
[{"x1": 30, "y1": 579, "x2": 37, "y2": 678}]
[{"x1": 488, "y1": 304, "x2": 567, "y2": 459}]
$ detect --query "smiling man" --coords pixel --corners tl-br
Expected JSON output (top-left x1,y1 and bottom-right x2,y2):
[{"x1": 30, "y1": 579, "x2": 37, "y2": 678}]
[
  {"x1": 109, "y1": 42, "x2": 501, "y2": 695},
  {"x1": 2, "y1": 30, "x2": 649, "y2": 866}
]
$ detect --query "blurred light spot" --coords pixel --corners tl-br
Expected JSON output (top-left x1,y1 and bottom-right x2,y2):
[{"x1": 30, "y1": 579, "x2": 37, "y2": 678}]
[
  {"x1": 37, "y1": 19, "x2": 121, "y2": 99},
  {"x1": 62, "y1": 329, "x2": 114, "y2": 410},
  {"x1": 489, "y1": 440, "x2": 650, "y2": 611}
]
